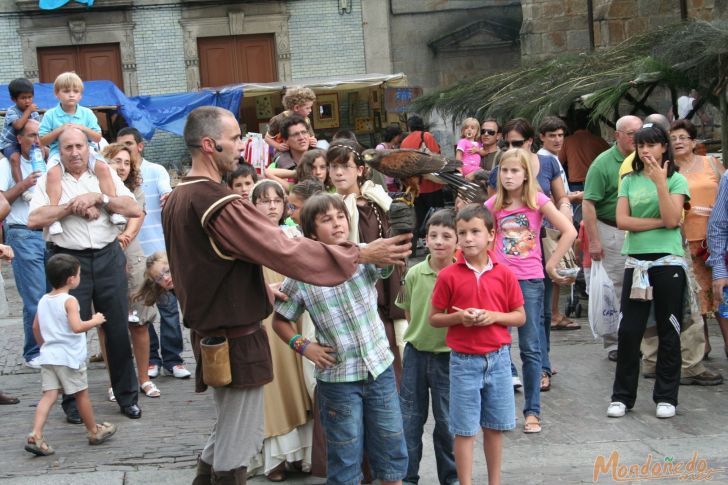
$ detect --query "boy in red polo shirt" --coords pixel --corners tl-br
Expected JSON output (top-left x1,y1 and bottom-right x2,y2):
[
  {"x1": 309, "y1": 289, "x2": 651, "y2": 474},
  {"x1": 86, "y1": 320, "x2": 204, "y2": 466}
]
[{"x1": 430, "y1": 204, "x2": 525, "y2": 485}]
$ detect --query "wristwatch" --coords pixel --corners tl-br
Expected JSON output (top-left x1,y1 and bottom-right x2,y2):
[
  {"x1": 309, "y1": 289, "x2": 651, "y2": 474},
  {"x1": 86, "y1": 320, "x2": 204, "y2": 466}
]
[{"x1": 101, "y1": 194, "x2": 110, "y2": 206}]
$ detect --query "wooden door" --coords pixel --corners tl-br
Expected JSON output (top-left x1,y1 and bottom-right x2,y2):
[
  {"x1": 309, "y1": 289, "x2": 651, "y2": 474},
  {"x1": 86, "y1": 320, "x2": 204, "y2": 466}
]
[
  {"x1": 38, "y1": 43, "x2": 123, "y2": 89},
  {"x1": 37, "y1": 43, "x2": 123, "y2": 135},
  {"x1": 198, "y1": 34, "x2": 277, "y2": 133}
]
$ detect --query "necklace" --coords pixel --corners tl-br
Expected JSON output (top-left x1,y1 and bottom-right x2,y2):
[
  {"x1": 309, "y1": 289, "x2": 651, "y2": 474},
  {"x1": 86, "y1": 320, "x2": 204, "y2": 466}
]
[{"x1": 680, "y1": 155, "x2": 702, "y2": 174}]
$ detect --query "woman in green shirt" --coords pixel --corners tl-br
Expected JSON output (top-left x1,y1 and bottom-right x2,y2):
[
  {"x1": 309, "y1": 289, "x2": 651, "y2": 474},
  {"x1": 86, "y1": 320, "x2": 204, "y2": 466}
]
[{"x1": 608, "y1": 124, "x2": 690, "y2": 420}]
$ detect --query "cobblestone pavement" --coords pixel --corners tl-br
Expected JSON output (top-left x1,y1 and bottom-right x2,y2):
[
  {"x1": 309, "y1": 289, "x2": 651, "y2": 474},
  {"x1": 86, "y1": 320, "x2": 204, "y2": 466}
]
[{"x1": 1, "y1": 263, "x2": 728, "y2": 484}]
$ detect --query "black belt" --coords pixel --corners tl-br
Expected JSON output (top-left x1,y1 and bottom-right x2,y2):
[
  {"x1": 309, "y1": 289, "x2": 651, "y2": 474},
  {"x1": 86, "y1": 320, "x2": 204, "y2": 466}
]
[
  {"x1": 7, "y1": 224, "x2": 42, "y2": 232},
  {"x1": 49, "y1": 241, "x2": 118, "y2": 256},
  {"x1": 597, "y1": 218, "x2": 618, "y2": 228}
]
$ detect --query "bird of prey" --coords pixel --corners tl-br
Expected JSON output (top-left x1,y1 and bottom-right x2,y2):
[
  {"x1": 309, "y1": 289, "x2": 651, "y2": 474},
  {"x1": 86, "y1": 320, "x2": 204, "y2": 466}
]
[{"x1": 361, "y1": 148, "x2": 481, "y2": 204}]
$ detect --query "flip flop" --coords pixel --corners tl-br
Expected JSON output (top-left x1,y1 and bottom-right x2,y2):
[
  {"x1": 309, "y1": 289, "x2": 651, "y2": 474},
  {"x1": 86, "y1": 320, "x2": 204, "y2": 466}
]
[
  {"x1": 551, "y1": 316, "x2": 581, "y2": 331},
  {"x1": 524, "y1": 416, "x2": 541, "y2": 434}
]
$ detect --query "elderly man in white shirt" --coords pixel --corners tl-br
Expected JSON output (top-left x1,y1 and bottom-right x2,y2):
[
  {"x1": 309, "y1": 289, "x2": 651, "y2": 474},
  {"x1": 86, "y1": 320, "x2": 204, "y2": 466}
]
[{"x1": 29, "y1": 127, "x2": 144, "y2": 420}]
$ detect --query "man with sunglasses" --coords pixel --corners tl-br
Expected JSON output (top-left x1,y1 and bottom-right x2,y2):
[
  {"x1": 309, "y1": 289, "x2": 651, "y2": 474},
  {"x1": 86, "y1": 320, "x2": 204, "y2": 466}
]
[
  {"x1": 478, "y1": 119, "x2": 501, "y2": 171},
  {"x1": 582, "y1": 115, "x2": 642, "y2": 361}
]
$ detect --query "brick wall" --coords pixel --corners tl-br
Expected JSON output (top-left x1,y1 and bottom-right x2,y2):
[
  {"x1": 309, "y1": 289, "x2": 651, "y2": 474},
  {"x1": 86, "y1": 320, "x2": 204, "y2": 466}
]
[
  {"x1": 0, "y1": 16, "x2": 25, "y2": 85},
  {"x1": 131, "y1": 6, "x2": 189, "y2": 166},
  {"x1": 287, "y1": 0, "x2": 366, "y2": 79}
]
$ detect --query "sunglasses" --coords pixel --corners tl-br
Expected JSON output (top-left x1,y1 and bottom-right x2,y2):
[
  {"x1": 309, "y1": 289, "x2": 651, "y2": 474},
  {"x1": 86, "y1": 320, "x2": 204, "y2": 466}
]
[
  {"x1": 481, "y1": 129, "x2": 497, "y2": 136},
  {"x1": 505, "y1": 139, "x2": 526, "y2": 148}
]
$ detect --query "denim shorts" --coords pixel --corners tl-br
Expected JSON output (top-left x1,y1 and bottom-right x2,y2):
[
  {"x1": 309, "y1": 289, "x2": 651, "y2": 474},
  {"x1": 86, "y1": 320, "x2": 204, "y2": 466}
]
[
  {"x1": 449, "y1": 346, "x2": 516, "y2": 435},
  {"x1": 317, "y1": 366, "x2": 408, "y2": 485}
]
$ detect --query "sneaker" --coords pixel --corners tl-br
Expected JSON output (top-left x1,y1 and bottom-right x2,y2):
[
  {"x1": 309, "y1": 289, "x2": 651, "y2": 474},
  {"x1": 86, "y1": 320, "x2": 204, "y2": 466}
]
[
  {"x1": 680, "y1": 369, "x2": 724, "y2": 386},
  {"x1": 87, "y1": 422, "x2": 117, "y2": 445},
  {"x1": 512, "y1": 376, "x2": 523, "y2": 390},
  {"x1": 656, "y1": 402, "x2": 676, "y2": 419},
  {"x1": 148, "y1": 364, "x2": 159, "y2": 379},
  {"x1": 607, "y1": 401, "x2": 627, "y2": 418},
  {"x1": 24, "y1": 357, "x2": 41, "y2": 369},
  {"x1": 48, "y1": 221, "x2": 63, "y2": 235},
  {"x1": 166, "y1": 364, "x2": 191, "y2": 379},
  {"x1": 109, "y1": 213, "x2": 127, "y2": 226}
]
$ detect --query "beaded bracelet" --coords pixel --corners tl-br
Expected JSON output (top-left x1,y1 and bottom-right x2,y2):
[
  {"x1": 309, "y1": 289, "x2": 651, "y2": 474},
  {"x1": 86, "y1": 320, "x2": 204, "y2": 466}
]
[
  {"x1": 292, "y1": 336, "x2": 311, "y2": 355},
  {"x1": 288, "y1": 334, "x2": 303, "y2": 350}
]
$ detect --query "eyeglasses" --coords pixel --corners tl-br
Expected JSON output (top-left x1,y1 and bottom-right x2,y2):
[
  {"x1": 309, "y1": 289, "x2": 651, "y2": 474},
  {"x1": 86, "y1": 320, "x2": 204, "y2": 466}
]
[
  {"x1": 255, "y1": 198, "x2": 284, "y2": 206},
  {"x1": 153, "y1": 267, "x2": 171, "y2": 285},
  {"x1": 670, "y1": 135, "x2": 692, "y2": 142},
  {"x1": 617, "y1": 130, "x2": 637, "y2": 137},
  {"x1": 481, "y1": 129, "x2": 497, "y2": 136},
  {"x1": 505, "y1": 139, "x2": 526, "y2": 148},
  {"x1": 288, "y1": 130, "x2": 309, "y2": 139}
]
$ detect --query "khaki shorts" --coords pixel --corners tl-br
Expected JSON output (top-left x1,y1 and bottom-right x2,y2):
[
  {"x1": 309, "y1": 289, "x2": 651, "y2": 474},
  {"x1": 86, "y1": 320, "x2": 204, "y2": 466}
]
[{"x1": 41, "y1": 364, "x2": 88, "y2": 395}]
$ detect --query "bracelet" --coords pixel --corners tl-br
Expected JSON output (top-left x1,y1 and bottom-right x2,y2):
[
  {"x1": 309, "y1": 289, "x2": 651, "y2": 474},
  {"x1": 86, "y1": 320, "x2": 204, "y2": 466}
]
[
  {"x1": 288, "y1": 334, "x2": 302, "y2": 350},
  {"x1": 292, "y1": 337, "x2": 311, "y2": 355},
  {"x1": 559, "y1": 202, "x2": 572, "y2": 208}
]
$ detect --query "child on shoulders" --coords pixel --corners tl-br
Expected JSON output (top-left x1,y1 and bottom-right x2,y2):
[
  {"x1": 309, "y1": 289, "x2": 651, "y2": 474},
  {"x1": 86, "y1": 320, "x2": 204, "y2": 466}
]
[
  {"x1": 455, "y1": 117, "x2": 482, "y2": 179},
  {"x1": 272, "y1": 192, "x2": 408, "y2": 485},
  {"x1": 25, "y1": 254, "x2": 116, "y2": 456},
  {"x1": 38, "y1": 72, "x2": 121, "y2": 235},
  {"x1": 430, "y1": 204, "x2": 526, "y2": 485}
]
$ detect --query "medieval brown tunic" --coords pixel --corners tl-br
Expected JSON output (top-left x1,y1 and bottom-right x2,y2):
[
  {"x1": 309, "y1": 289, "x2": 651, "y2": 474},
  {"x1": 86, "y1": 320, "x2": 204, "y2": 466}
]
[{"x1": 162, "y1": 176, "x2": 360, "y2": 392}]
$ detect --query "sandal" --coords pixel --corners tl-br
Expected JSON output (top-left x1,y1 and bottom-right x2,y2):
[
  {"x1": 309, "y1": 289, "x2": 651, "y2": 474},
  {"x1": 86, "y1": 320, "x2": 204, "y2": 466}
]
[
  {"x1": 266, "y1": 462, "x2": 287, "y2": 482},
  {"x1": 551, "y1": 315, "x2": 581, "y2": 331},
  {"x1": 108, "y1": 387, "x2": 116, "y2": 402},
  {"x1": 524, "y1": 416, "x2": 542, "y2": 434},
  {"x1": 540, "y1": 372, "x2": 551, "y2": 392},
  {"x1": 89, "y1": 352, "x2": 104, "y2": 363},
  {"x1": 140, "y1": 380, "x2": 161, "y2": 398},
  {"x1": 87, "y1": 422, "x2": 117, "y2": 445},
  {"x1": 25, "y1": 434, "x2": 54, "y2": 456}
]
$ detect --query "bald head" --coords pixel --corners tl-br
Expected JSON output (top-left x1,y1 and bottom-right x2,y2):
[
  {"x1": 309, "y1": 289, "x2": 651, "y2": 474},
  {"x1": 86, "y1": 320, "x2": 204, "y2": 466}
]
[
  {"x1": 614, "y1": 115, "x2": 642, "y2": 156},
  {"x1": 17, "y1": 119, "x2": 41, "y2": 156},
  {"x1": 644, "y1": 113, "x2": 670, "y2": 132},
  {"x1": 19, "y1": 118, "x2": 39, "y2": 136},
  {"x1": 58, "y1": 126, "x2": 88, "y2": 146}
]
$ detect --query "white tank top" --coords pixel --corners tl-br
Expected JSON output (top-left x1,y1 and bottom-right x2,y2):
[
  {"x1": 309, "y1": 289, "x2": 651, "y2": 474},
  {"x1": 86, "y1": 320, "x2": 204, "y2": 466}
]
[{"x1": 37, "y1": 293, "x2": 87, "y2": 369}]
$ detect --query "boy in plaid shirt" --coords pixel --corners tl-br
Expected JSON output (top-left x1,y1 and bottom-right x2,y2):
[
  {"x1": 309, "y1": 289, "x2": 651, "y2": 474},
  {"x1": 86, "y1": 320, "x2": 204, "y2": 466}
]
[{"x1": 273, "y1": 193, "x2": 407, "y2": 485}]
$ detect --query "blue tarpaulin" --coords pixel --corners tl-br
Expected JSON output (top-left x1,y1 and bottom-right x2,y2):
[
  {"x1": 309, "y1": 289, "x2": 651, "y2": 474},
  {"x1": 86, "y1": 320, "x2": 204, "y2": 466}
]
[
  {"x1": 40, "y1": 0, "x2": 94, "y2": 9},
  {"x1": 0, "y1": 80, "x2": 243, "y2": 140}
]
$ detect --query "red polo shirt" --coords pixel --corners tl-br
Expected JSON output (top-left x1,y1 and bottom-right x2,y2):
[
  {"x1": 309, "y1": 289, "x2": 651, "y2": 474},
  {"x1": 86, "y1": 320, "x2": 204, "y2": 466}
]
[{"x1": 431, "y1": 252, "x2": 524, "y2": 354}]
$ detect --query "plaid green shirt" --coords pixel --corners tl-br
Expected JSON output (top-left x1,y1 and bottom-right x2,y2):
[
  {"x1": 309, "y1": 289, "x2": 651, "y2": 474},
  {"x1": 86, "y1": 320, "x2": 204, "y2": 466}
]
[{"x1": 275, "y1": 264, "x2": 394, "y2": 383}]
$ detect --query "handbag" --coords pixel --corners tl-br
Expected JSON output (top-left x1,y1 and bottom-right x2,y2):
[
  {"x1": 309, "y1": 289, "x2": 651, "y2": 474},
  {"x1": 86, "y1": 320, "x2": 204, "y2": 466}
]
[{"x1": 541, "y1": 227, "x2": 579, "y2": 277}]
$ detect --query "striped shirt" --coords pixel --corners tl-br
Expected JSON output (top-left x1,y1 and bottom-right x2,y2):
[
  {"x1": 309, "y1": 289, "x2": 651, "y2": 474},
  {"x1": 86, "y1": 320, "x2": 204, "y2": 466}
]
[
  {"x1": 275, "y1": 263, "x2": 394, "y2": 383},
  {"x1": 707, "y1": 170, "x2": 728, "y2": 280}
]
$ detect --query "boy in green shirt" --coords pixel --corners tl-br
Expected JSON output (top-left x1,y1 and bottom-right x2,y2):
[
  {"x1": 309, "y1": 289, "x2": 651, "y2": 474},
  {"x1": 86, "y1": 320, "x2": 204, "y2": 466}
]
[{"x1": 396, "y1": 209, "x2": 458, "y2": 485}]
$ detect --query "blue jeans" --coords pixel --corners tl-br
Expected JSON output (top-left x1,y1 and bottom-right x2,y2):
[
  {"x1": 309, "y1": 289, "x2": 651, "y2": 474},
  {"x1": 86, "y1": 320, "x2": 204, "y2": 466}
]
[
  {"x1": 399, "y1": 344, "x2": 457, "y2": 485},
  {"x1": 541, "y1": 276, "x2": 553, "y2": 375},
  {"x1": 317, "y1": 366, "x2": 408, "y2": 485},
  {"x1": 148, "y1": 292, "x2": 184, "y2": 370},
  {"x1": 6, "y1": 227, "x2": 47, "y2": 361},
  {"x1": 449, "y1": 347, "x2": 516, "y2": 434},
  {"x1": 517, "y1": 279, "x2": 544, "y2": 418}
]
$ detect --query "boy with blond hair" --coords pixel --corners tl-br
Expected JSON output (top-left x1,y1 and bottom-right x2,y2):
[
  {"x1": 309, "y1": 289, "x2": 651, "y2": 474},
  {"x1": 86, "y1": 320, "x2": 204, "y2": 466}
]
[
  {"x1": 38, "y1": 72, "x2": 121, "y2": 235},
  {"x1": 430, "y1": 204, "x2": 525, "y2": 485},
  {"x1": 265, "y1": 85, "x2": 317, "y2": 152}
]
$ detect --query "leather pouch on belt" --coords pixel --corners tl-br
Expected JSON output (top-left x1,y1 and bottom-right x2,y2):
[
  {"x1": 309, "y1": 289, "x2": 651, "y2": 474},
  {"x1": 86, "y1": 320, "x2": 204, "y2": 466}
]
[{"x1": 200, "y1": 336, "x2": 232, "y2": 387}]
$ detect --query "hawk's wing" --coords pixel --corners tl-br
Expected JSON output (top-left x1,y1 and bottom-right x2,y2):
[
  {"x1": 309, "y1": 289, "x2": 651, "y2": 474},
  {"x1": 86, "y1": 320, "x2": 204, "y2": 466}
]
[{"x1": 374, "y1": 149, "x2": 457, "y2": 178}]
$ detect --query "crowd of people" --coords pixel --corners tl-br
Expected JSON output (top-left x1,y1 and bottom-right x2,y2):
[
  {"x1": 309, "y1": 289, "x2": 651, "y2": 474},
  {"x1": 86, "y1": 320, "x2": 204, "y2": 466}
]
[{"x1": 0, "y1": 77, "x2": 727, "y2": 485}]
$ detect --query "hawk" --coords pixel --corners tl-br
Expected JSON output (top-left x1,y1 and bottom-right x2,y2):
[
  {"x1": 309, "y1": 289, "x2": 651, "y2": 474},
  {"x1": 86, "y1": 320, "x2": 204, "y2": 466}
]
[{"x1": 361, "y1": 148, "x2": 481, "y2": 204}]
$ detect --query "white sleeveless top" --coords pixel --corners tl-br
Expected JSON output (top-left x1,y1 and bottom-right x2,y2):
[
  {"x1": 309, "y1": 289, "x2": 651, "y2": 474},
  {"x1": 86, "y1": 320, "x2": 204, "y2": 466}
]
[{"x1": 37, "y1": 293, "x2": 87, "y2": 369}]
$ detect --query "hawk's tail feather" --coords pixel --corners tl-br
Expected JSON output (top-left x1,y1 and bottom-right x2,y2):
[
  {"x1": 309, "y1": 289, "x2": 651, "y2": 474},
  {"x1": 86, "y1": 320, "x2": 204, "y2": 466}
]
[{"x1": 435, "y1": 172, "x2": 482, "y2": 203}]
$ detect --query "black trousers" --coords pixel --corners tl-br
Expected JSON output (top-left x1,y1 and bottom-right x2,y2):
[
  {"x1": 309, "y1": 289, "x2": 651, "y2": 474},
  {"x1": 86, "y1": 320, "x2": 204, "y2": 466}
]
[
  {"x1": 611, "y1": 264, "x2": 685, "y2": 408},
  {"x1": 55, "y1": 242, "x2": 138, "y2": 409},
  {"x1": 414, "y1": 189, "x2": 444, "y2": 241}
]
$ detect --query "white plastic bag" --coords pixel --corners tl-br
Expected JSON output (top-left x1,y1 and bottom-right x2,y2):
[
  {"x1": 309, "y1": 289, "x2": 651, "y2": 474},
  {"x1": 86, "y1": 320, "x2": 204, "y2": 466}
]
[{"x1": 588, "y1": 261, "x2": 620, "y2": 338}]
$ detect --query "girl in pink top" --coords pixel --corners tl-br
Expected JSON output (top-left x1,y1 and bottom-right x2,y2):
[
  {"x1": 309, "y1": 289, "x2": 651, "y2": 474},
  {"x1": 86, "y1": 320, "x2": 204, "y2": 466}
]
[
  {"x1": 455, "y1": 117, "x2": 482, "y2": 178},
  {"x1": 484, "y1": 148, "x2": 576, "y2": 434}
]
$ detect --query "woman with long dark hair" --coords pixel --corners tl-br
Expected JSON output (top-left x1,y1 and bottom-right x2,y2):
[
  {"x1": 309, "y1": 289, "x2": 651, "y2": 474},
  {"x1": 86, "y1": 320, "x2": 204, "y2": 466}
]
[{"x1": 608, "y1": 124, "x2": 690, "y2": 419}]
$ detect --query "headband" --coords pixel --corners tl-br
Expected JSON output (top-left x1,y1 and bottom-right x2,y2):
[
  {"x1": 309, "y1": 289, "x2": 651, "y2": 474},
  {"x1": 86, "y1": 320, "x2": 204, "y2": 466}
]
[{"x1": 329, "y1": 144, "x2": 362, "y2": 163}]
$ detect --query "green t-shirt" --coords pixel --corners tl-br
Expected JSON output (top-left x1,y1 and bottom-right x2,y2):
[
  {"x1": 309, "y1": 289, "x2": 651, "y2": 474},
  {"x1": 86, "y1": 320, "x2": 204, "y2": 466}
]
[
  {"x1": 618, "y1": 171, "x2": 690, "y2": 256},
  {"x1": 395, "y1": 255, "x2": 452, "y2": 353},
  {"x1": 583, "y1": 144, "x2": 626, "y2": 222}
]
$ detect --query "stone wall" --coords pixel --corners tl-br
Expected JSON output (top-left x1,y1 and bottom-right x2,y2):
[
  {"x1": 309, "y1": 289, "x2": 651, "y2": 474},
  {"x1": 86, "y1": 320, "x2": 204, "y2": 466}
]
[{"x1": 521, "y1": 0, "x2": 727, "y2": 60}]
